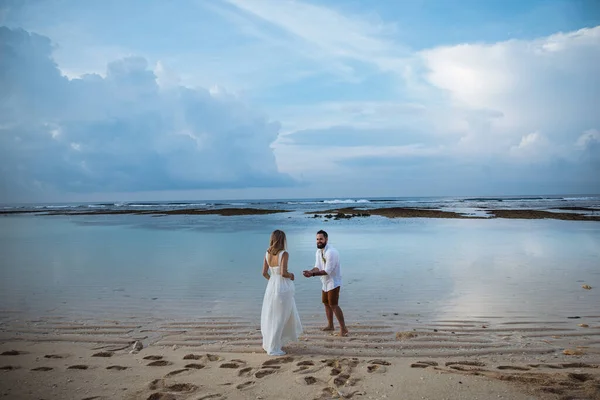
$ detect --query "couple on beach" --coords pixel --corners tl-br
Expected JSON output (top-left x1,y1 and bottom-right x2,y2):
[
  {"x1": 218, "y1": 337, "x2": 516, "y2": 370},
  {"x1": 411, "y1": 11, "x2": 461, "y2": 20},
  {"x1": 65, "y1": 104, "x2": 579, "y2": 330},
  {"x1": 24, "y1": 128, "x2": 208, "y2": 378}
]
[{"x1": 260, "y1": 229, "x2": 348, "y2": 356}]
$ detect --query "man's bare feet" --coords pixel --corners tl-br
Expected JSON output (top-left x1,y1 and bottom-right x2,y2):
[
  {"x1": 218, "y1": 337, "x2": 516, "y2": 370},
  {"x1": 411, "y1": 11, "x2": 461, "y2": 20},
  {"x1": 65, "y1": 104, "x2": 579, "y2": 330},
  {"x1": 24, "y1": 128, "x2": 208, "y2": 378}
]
[
  {"x1": 321, "y1": 326, "x2": 334, "y2": 331},
  {"x1": 340, "y1": 328, "x2": 349, "y2": 337}
]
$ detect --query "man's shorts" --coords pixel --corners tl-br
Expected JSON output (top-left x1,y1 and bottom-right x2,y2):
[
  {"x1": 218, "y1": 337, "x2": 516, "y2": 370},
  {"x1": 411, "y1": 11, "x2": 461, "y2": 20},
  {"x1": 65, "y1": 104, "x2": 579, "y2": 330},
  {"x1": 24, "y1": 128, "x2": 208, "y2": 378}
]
[{"x1": 322, "y1": 286, "x2": 340, "y2": 306}]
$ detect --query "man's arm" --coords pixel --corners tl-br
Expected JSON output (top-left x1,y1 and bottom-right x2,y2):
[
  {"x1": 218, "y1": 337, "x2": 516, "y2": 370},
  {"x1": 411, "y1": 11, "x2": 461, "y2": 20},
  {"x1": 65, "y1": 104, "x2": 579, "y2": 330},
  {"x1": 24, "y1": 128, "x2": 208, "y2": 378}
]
[
  {"x1": 304, "y1": 252, "x2": 322, "y2": 277},
  {"x1": 323, "y1": 249, "x2": 338, "y2": 276},
  {"x1": 310, "y1": 250, "x2": 338, "y2": 276}
]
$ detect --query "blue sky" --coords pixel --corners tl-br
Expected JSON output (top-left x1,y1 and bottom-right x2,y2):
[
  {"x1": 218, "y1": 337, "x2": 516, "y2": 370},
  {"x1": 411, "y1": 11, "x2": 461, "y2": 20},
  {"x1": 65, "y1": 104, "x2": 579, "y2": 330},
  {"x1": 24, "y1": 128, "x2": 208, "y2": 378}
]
[{"x1": 1, "y1": 0, "x2": 599, "y2": 202}]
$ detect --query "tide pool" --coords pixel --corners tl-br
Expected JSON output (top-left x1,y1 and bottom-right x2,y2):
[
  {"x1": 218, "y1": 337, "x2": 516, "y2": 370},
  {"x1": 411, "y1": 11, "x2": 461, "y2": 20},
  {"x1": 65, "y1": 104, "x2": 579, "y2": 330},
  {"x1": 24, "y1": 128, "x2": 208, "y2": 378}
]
[{"x1": 0, "y1": 213, "x2": 598, "y2": 324}]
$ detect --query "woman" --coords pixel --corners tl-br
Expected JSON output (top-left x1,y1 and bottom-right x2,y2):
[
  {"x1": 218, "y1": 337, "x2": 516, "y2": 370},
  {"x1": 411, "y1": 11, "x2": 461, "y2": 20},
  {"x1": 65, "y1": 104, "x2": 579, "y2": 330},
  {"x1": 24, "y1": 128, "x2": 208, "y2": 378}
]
[{"x1": 260, "y1": 230, "x2": 303, "y2": 356}]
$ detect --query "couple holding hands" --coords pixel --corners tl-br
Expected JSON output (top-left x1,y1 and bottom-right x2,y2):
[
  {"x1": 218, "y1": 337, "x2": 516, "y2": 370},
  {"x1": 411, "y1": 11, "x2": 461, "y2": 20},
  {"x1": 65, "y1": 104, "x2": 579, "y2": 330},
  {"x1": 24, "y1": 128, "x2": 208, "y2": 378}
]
[{"x1": 260, "y1": 229, "x2": 348, "y2": 356}]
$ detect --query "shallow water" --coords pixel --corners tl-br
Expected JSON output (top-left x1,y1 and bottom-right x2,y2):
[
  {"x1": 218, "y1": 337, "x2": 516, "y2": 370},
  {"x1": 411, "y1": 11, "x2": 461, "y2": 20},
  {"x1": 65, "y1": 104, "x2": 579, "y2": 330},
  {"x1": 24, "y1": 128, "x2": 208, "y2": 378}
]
[{"x1": 0, "y1": 213, "x2": 598, "y2": 324}]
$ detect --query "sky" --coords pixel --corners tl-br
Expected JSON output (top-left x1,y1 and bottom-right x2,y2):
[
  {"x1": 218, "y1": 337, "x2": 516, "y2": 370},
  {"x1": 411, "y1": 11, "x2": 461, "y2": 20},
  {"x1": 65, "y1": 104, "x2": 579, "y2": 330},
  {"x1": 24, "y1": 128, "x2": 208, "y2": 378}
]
[{"x1": 1, "y1": 0, "x2": 599, "y2": 202}]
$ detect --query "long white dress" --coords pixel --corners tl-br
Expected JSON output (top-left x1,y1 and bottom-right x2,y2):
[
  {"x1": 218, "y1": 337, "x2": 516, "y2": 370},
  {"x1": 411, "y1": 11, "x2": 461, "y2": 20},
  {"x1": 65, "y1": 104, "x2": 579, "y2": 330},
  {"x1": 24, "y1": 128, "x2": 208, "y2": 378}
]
[{"x1": 261, "y1": 250, "x2": 303, "y2": 356}]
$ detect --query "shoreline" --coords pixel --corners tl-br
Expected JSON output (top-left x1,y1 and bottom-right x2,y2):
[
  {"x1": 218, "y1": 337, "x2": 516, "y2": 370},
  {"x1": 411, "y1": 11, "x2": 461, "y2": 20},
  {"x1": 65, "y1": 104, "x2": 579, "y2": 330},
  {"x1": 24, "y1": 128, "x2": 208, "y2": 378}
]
[
  {"x1": 1, "y1": 206, "x2": 600, "y2": 221},
  {"x1": 1, "y1": 314, "x2": 598, "y2": 399}
]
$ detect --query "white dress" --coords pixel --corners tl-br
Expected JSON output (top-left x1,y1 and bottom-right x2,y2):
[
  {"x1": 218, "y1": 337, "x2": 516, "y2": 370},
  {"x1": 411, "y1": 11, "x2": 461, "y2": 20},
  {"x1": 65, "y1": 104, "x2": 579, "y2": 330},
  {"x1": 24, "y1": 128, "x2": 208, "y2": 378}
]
[{"x1": 261, "y1": 250, "x2": 303, "y2": 356}]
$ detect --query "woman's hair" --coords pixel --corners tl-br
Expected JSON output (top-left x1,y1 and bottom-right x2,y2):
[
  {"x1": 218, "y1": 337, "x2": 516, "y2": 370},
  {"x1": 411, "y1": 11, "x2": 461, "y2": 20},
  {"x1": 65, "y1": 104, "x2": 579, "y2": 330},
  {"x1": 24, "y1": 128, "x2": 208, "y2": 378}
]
[{"x1": 268, "y1": 230, "x2": 287, "y2": 255}]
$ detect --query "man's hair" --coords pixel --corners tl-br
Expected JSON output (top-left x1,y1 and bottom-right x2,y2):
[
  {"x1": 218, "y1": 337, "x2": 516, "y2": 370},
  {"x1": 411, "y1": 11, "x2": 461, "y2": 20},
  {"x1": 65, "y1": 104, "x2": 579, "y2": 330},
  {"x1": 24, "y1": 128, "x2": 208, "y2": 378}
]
[{"x1": 317, "y1": 230, "x2": 328, "y2": 238}]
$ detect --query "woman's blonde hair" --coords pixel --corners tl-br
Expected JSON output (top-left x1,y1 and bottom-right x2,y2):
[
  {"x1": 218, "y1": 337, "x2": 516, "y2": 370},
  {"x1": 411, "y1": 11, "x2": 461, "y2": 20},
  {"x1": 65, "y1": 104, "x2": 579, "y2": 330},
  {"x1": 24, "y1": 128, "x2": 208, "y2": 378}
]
[{"x1": 268, "y1": 230, "x2": 287, "y2": 255}]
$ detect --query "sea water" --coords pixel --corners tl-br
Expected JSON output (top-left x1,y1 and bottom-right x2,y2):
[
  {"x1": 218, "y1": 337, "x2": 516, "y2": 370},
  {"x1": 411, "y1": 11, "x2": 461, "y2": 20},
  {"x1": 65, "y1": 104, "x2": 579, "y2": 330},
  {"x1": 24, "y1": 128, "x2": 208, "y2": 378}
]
[{"x1": 1, "y1": 208, "x2": 599, "y2": 324}]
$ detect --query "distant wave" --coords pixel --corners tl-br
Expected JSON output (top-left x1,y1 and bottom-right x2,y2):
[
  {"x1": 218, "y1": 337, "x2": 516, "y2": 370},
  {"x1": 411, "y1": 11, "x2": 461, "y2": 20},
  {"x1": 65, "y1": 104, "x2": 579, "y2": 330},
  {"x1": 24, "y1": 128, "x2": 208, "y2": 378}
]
[
  {"x1": 34, "y1": 205, "x2": 73, "y2": 209},
  {"x1": 323, "y1": 199, "x2": 370, "y2": 204},
  {"x1": 462, "y1": 197, "x2": 553, "y2": 202},
  {"x1": 118, "y1": 202, "x2": 207, "y2": 207},
  {"x1": 563, "y1": 196, "x2": 600, "y2": 201}
]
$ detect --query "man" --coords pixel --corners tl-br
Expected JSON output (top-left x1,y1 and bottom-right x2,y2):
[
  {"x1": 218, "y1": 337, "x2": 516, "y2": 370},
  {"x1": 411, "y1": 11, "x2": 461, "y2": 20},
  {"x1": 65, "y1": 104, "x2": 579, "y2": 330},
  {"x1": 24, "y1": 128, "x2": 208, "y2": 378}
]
[{"x1": 303, "y1": 230, "x2": 348, "y2": 337}]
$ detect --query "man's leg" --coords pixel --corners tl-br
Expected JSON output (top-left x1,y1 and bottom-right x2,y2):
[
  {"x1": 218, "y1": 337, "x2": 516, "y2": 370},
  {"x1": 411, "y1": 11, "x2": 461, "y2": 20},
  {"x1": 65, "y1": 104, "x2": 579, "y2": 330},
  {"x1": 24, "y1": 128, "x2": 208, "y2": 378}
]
[
  {"x1": 329, "y1": 287, "x2": 348, "y2": 336},
  {"x1": 331, "y1": 305, "x2": 348, "y2": 336},
  {"x1": 321, "y1": 290, "x2": 334, "y2": 331},
  {"x1": 322, "y1": 304, "x2": 334, "y2": 331}
]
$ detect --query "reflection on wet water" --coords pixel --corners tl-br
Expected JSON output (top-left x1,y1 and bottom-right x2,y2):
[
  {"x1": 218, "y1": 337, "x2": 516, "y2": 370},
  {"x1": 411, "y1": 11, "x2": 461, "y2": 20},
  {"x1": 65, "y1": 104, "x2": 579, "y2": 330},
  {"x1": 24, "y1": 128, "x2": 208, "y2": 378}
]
[{"x1": 0, "y1": 215, "x2": 598, "y2": 323}]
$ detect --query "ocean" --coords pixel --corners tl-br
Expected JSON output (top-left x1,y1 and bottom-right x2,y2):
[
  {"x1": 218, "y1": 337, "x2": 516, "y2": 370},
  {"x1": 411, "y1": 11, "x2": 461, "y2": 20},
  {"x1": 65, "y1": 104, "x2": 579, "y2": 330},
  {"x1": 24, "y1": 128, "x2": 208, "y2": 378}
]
[{"x1": 1, "y1": 195, "x2": 599, "y2": 326}]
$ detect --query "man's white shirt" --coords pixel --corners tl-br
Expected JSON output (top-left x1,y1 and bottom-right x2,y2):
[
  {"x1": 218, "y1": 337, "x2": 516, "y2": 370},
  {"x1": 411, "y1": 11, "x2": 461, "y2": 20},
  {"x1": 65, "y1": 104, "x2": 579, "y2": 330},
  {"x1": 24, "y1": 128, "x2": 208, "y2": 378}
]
[{"x1": 315, "y1": 244, "x2": 342, "y2": 292}]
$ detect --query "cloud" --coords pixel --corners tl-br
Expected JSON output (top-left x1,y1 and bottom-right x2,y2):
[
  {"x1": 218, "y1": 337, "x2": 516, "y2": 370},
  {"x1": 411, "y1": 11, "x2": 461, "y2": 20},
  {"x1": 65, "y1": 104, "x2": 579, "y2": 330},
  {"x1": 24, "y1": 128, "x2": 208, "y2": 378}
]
[
  {"x1": 283, "y1": 125, "x2": 433, "y2": 147},
  {"x1": 0, "y1": 27, "x2": 293, "y2": 200},
  {"x1": 417, "y1": 26, "x2": 600, "y2": 143}
]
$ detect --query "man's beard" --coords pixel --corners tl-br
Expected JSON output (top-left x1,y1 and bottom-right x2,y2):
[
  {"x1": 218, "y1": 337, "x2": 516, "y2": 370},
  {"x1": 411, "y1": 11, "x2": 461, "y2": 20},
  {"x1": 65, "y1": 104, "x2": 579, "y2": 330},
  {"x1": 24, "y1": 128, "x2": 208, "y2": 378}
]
[{"x1": 317, "y1": 243, "x2": 326, "y2": 249}]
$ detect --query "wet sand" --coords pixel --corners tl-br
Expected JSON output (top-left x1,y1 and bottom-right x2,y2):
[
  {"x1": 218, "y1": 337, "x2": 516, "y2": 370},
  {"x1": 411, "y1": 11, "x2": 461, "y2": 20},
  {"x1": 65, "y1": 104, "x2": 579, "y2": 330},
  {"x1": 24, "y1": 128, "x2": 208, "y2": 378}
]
[{"x1": 1, "y1": 315, "x2": 599, "y2": 399}]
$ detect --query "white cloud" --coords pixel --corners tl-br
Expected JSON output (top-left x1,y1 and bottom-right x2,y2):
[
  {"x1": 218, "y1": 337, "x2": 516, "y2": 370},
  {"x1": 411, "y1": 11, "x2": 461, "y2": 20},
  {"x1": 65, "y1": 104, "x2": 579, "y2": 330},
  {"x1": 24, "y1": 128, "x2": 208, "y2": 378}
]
[
  {"x1": 417, "y1": 26, "x2": 600, "y2": 135},
  {"x1": 0, "y1": 27, "x2": 293, "y2": 200},
  {"x1": 576, "y1": 129, "x2": 600, "y2": 149}
]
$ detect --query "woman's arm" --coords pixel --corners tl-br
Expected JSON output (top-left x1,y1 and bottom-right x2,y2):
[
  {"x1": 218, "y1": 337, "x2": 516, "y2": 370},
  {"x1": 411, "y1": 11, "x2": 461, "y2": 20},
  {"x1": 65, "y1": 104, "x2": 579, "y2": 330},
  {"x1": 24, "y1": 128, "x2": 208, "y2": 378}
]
[
  {"x1": 262, "y1": 258, "x2": 270, "y2": 280},
  {"x1": 281, "y1": 252, "x2": 295, "y2": 280}
]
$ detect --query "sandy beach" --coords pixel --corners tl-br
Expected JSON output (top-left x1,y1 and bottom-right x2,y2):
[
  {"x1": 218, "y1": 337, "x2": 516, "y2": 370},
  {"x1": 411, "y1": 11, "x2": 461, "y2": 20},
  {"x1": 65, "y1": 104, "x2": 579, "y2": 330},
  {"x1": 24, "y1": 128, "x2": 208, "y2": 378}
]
[{"x1": 1, "y1": 315, "x2": 599, "y2": 400}]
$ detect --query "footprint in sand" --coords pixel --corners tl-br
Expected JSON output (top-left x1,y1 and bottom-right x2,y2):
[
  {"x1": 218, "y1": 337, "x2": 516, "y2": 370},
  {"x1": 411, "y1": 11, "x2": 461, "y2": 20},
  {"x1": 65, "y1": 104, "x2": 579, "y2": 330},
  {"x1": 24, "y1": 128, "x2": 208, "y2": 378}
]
[
  {"x1": 92, "y1": 351, "x2": 113, "y2": 357},
  {"x1": 67, "y1": 365, "x2": 89, "y2": 370},
  {"x1": 238, "y1": 366, "x2": 253, "y2": 377},
  {"x1": 367, "y1": 359, "x2": 390, "y2": 374},
  {"x1": 262, "y1": 356, "x2": 294, "y2": 366},
  {"x1": 31, "y1": 367, "x2": 53, "y2": 371},
  {"x1": 330, "y1": 368, "x2": 341, "y2": 376},
  {"x1": 149, "y1": 379, "x2": 164, "y2": 390},
  {"x1": 367, "y1": 364, "x2": 386, "y2": 373},
  {"x1": 297, "y1": 361, "x2": 315, "y2": 366},
  {"x1": 368, "y1": 359, "x2": 390, "y2": 366},
  {"x1": 411, "y1": 361, "x2": 438, "y2": 368},
  {"x1": 322, "y1": 358, "x2": 359, "y2": 369},
  {"x1": 220, "y1": 362, "x2": 241, "y2": 369},
  {"x1": 529, "y1": 363, "x2": 564, "y2": 369},
  {"x1": 164, "y1": 383, "x2": 198, "y2": 393},
  {"x1": 147, "y1": 393, "x2": 176, "y2": 400},
  {"x1": 143, "y1": 355, "x2": 163, "y2": 361},
  {"x1": 0, "y1": 350, "x2": 21, "y2": 356},
  {"x1": 147, "y1": 360, "x2": 172, "y2": 367},
  {"x1": 183, "y1": 353, "x2": 221, "y2": 362},
  {"x1": 236, "y1": 380, "x2": 254, "y2": 390},
  {"x1": 568, "y1": 373, "x2": 594, "y2": 382},
  {"x1": 197, "y1": 394, "x2": 224, "y2": 400},
  {"x1": 164, "y1": 369, "x2": 190, "y2": 377},
  {"x1": 44, "y1": 354, "x2": 64, "y2": 359},
  {"x1": 293, "y1": 361, "x2": 314, "y2": 373},
  {"x1": 255, "y1": 369, "x2": 277, "y2": 378},
  {"x1": 106, "y1": 365, "x2": 128, "y2": 371},
  {"x1": 316, "y1": 387, "x2": 347, "y2": 400},
  {"x1": 304, "y1": 376, "x2": 317, "y2": 385},
  {"x1": 333, "y1": 373, "x2": 351, "y2": 386},
  {"x1": 0, "y1": 365, "x2": 19, "y2": 370},
  {"x1": 319, "y1": 387, "x2": 364, "y2": 399},
  {"x1": 497, "y1": 365, "x2": 530, "y2": 371},
  {"x1": 148, "y1": 379, "x2": 197, "y2": 393},
  {"x1": 184, "y1": 363, "x2": 205, "y2": 369},
  {"x1": 446, "y1": 361, "x2": 486, "y2": 367}
]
